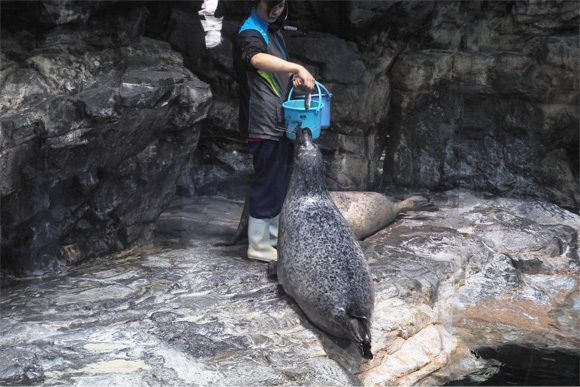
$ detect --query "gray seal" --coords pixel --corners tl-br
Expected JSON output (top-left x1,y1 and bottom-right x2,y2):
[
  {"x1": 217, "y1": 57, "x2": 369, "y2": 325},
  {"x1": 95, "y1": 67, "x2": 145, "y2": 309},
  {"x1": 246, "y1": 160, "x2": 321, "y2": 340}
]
[
  {"x1": 277, "y1": 127, "x2": 375, "y2": 359},
  {"x1": 330, "y1": 192, "x2": 437, "y2": 240},
  {"x1": 224, "y1": 191, "x2": 436, "y2": 245}
]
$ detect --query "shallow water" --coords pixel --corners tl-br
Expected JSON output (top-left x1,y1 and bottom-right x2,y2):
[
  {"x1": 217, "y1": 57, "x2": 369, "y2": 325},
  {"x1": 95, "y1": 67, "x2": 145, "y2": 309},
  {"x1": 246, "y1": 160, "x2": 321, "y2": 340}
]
[{"x1": 446, "y1": 345, "x2": 580, "y2": 386}]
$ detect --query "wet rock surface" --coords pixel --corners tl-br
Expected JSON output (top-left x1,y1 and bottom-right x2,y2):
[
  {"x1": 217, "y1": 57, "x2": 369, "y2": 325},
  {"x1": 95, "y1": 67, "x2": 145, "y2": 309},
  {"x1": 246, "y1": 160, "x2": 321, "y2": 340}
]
[{"x1": 2, "y1": 190, "x2": 577, "y2": 385}]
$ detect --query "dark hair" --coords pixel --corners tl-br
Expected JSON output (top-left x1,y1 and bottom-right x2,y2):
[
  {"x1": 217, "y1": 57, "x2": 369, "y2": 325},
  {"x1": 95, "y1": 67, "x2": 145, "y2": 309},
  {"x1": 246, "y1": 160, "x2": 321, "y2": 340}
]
[{"x1": 253, "y1": 0, "x2": 285, "y2": 13}]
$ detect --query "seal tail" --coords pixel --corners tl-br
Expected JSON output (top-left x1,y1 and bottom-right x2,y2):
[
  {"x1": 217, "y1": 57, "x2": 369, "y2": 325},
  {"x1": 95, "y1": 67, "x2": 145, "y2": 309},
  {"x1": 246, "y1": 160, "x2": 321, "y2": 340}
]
[
  {"x1": 399, "y1": 195, "x2": 438, "y2": 213},
  {"x1": 213, "y1": 190, "x2": 250, "y2": 247}
]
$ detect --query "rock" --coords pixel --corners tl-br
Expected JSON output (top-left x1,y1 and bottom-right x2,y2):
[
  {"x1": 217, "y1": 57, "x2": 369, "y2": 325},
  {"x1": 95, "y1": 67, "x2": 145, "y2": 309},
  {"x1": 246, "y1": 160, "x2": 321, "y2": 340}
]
[
  {"x1": 0, "y1": 348, "x2": 44, "y2": 385},
  {"x1": 1, "y1": 1, "x2": 116, "y2": 32},
  {"x1": 0, "y1": 6, "x2": 212, "y2": 275},
  {"x1": 157, "y1": 7, "x2": 207, "y2": 66},
  {"x1": 0, "y1": 1, "x2": 580, "y2": 267},
  {"x1": 541, "y1": 148, "x2": 579, "y2": 209},
  {"x1": 1, "y1": 190, "x2": 577, "y2": 385},
  {"x1": 291, "y1": 33, "x2": 366, "y2": 84},
  {"x1": 365, "y1": 191, "x2": 579, "y2": 353},
  {"x1": 163, "y1": 0, "x2": 578, "y2": 210},
  {"x1": 387, "y1": 42, "x2": 579, "y2": 209},
  {"x1": 381, "y1": 1, "x2": 579, "y2": 210}
]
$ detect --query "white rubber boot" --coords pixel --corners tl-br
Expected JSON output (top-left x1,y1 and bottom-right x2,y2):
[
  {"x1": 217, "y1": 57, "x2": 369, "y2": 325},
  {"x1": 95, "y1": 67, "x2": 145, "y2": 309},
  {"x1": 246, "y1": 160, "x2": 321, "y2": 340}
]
[
  {"x1": 269, "y1": 214, "x2": 280, "y2": 248},
  {"x1": 248, "y1": 216, "x2": 278, "y2": 262}
]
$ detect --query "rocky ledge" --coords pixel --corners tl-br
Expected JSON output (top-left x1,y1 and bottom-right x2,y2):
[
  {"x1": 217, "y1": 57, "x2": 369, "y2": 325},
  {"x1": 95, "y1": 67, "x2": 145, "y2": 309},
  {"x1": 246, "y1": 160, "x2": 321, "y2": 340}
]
[{"x1": 1, "y1": 190, "x2": 577, "y2": 386}]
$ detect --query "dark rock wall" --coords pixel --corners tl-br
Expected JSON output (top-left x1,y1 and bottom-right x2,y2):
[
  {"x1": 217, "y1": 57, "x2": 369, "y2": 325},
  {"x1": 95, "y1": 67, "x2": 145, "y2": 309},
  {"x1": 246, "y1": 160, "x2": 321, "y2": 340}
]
[
  {"x1": 384, "y1": 1, "x2": 579, "y2": 210},
  {"x1": 174, "y1": 0, "x2": 578, "y2": 209},
  {"x1": 181, "y1": 1, "x2": 398, "y2": 197},
  {"x1": 1, "y1": 1, "x2": 212, "y2": 275},
  {"x1": 1, "y1": 0, "x2": 578, "y2": 275}
]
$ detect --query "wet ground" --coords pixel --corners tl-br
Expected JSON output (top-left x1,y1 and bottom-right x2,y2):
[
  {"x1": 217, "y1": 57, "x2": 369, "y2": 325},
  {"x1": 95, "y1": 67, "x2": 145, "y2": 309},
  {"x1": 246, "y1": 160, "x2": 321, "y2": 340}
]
[
  {"x1": 0, "y1": 197, "x2": 365, "y2": 385},
  {"x1": 1, "y1": 192, "x2": 578, "y2": 386},
  {"x1": 446, "y1": 345, "x2": 580, "y2": 386}
]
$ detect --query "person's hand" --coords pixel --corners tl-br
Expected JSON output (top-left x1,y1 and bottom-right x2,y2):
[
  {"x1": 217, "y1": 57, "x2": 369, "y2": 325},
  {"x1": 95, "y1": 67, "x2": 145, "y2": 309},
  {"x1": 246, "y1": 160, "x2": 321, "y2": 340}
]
[{"x1": 292, "y1": 66, "x2": 315, "y2": 92}]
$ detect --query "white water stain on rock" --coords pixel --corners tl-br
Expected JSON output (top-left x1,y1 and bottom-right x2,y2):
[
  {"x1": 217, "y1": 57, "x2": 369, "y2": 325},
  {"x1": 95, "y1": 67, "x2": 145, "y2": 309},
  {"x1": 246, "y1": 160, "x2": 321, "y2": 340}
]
[
  {"x1": 43, "y1": 360, "x2": 151, "y2": 384},
  {"x1": 84, "y1": 343, "x2": 129, "y2": 352},
  {"x1": 53, "y1": 285, "x2": 136, "y2": 305},
  {"x1": 78, "y1": 359, "x2": 151, "y2": 374}
]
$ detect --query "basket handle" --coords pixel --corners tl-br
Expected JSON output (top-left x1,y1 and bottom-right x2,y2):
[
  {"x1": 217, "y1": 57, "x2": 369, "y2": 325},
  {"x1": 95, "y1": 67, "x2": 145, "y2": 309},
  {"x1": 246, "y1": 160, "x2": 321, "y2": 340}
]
[
  {"x1": 316, "y1": 82, "x2": 330, "y2": 98},
  {"x1": 288, "y1": 81, "x2": 323, "y2": 112}
]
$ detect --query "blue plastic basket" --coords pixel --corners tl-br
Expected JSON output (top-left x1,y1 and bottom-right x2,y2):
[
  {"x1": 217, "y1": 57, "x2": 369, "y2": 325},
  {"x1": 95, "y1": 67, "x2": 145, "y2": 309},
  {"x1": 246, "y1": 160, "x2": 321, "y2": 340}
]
[
  {"x1": 283, "y1": 81, "x2": 324, "y2": 140},
  {"x1": 292, "y1": 82, "x2": 332, "y2": 129}
]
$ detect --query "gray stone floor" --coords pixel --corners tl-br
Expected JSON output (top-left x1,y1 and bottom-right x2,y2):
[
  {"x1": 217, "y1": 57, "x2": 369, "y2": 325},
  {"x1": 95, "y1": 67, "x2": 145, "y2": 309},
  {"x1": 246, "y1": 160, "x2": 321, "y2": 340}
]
[{"x1": 1, "y1": 191, "x2": 578, "y2": 386}]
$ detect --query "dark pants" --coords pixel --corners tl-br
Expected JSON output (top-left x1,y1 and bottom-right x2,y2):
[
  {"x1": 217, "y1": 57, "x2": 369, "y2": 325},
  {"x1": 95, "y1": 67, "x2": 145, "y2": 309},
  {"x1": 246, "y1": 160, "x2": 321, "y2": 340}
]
[{"x1": 247, "y1": 140, "x2": 294, "y2": 219}]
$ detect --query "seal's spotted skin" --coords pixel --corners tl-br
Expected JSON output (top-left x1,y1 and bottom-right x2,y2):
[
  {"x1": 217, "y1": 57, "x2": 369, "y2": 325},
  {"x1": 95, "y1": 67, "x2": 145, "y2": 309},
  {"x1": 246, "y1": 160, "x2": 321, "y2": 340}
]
[{"x1": 277, "y1": 128, "x2": 375, "y2": 359}]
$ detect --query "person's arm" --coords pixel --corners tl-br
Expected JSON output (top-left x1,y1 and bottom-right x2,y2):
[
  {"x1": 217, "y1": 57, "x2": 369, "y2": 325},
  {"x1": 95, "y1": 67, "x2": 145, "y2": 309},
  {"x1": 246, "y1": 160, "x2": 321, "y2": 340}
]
[{"x1": 250, "y1": 53, "x2": 315, "y2": 91}]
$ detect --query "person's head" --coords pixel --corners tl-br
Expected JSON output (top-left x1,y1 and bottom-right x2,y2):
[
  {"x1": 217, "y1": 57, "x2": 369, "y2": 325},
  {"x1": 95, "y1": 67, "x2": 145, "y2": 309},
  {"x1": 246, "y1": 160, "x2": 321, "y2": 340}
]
[{"x1": 254, "y1": 0, "x2": 286, "y2": 24}]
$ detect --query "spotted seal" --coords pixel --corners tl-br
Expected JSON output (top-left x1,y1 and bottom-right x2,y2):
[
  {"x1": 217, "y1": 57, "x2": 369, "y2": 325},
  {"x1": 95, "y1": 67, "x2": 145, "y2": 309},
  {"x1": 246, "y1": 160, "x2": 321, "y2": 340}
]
[
  {"x1": 222, "y1": 191, "x2": 436, "y2": 246},
  {"x1": 330, "y1": 192, "x2": 437, "y2": 240},
  {"x1": 276, "y1": 127, "x2": 375, "y2": 359}
]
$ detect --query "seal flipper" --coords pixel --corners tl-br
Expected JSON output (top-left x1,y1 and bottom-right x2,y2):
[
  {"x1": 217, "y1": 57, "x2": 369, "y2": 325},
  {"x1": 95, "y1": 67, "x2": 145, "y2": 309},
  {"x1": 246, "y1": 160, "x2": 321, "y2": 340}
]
[
  {"x1": 228, "y1": 190, "x2": 250, "y2": 245},
  {"x1": 361, "y1": 337, "x2": 373, "y2": 360},
  {"x1": 399, "y1": 195, "x2": 438, "y2": 213},
  {"x1": 267, "y1": 261, "x2": 278, "y2": 279},
  {"x1": 213, "y1": 189, "x2": 250, "y2": 247}
]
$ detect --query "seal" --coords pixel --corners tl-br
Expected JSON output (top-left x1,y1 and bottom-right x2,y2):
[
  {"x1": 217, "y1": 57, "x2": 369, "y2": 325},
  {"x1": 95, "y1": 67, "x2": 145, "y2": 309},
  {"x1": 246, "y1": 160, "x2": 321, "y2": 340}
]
[
  {"x1": 220, "y1": 190, "x2": 250, "y2": 246},
  {"x1": 330, "y1": 192, "x2": 437, "y2": 240},
  {"x1": 223, "y1": 191, "x2": 436, "y2": 246},
  {"x1": 276, "y1": 127, "x2": 375, "y2": 359}
]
